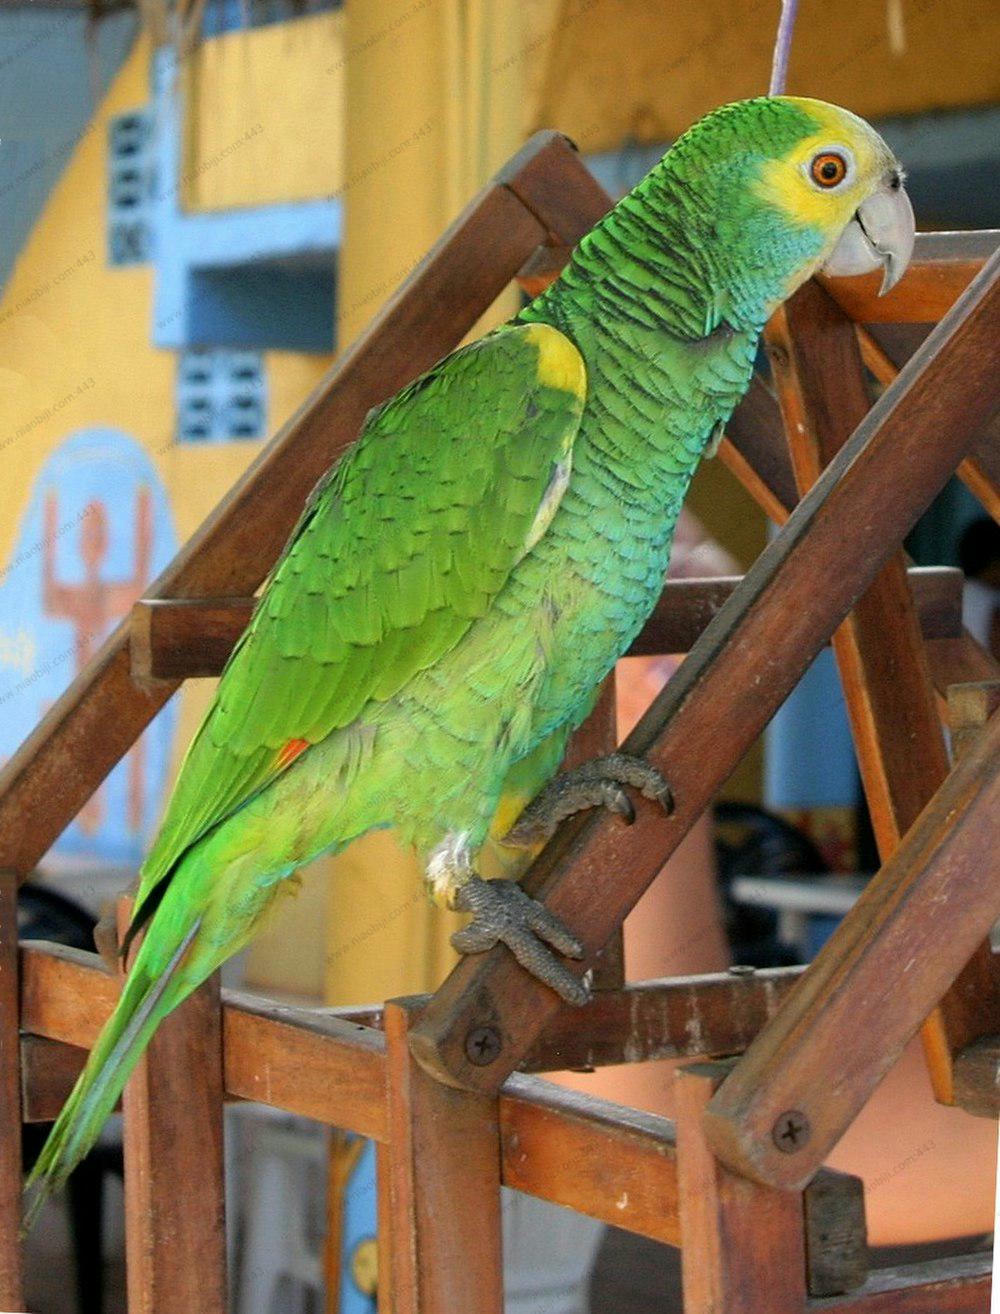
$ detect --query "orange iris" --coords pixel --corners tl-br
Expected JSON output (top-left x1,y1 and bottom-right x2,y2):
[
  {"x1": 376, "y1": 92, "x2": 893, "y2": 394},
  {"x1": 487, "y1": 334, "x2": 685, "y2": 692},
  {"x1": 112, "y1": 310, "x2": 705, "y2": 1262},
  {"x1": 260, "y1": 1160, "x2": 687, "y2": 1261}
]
[{"x1": 810, "y1": 151, "x2": 847, "y2": 188}]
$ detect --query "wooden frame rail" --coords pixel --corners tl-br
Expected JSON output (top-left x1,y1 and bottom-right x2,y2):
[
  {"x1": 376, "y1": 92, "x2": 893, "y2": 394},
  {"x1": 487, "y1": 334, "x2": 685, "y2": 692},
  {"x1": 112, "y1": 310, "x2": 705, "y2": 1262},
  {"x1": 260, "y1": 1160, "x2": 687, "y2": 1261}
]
[{"x1": 17, "y1": 940, "x2": 992, "y2": 1312}]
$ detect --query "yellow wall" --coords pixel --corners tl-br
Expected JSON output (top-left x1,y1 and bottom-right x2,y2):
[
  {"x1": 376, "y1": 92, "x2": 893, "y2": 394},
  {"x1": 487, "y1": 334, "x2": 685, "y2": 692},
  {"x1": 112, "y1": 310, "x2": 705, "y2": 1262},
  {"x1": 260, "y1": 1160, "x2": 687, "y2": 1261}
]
[
  {"x1": 181, "y1": 10, "x2": 346, "y2": 211},
  {"x1": 529, "y1": 0, "x2": 1000, "y2": 153},
  {"x1": 0, "y1": 31, "x2": 334, "y2": 883}
]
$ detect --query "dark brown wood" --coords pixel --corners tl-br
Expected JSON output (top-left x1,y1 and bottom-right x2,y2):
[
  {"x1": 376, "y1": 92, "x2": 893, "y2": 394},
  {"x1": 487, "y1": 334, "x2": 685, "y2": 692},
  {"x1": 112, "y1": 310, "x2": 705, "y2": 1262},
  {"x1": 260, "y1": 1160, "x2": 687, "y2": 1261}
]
[
  {"x1": 500, "y1": 1074, "x2": 680, "y2": 1244},
  {"x1": 0, "y1": 135, "x2": 562, "y2": 879},
  {"x1": 703, "y1": 708, "x2": 1000, "y2": 1189},
  {"x1": 676, "y1": 1062, "x2": 807, "y2": 1313},
  {"x1": 631, "y1": 566, "x2": 963, "y2": 656},
  {"x1": 720, "y1": 374, "x2": 800, "y2": 522},
  {"x1": 767, "y1": 279, "x2": 993, "y2": 1108},
  {"x1": 809, "y1": 1252, "x2": 991, "y2": 1312},
  {"x1": 820, "y1": 229, "x2": 998, "y2": 324},
  {"x1": 20, "y1": 937, "x2": 807, "y2": 1075},
  {"x1": 383, "y1": 999, "x2": 503, "y2": 1314},
  {"x1": 0, "y1": 875, "x2": 23, "y2": 1308},
  {"x1": 118, "y1": 904, "x2": 227, "y2": 1314},
  {"x1": 803, "y1": 1169, "x2": 868, "y2": 1298},
  {"x1": 861, "y1": 322, "x2": 1000, "y2": 523},
  {"x1": 131, "y1": 597, "x2": 256, "y2": 681},
  {"x1": 20, "y1": 1034, "x2": 88, "y2": 1122},
  {"x1": 951, "y1": 1036, "x2": 1000, "y2": 1118},
  {"x1": 927, "y1": 634, "x2": 1000, "y2": 700},
  {"x1": 524, "y1": 965, "x2": 803, "y2": 1072},
  {"x1": 499, "y1": 132, "x2": 612, "y2": 248},
  {"x1": 129, "y1": 565, "x2": 964, "y2": 682},
  {"x1": 410, "y1": 246, "x2": 1000, "y2": 1095},
  {"x1": 562, "y1": 674, "x2": 624, "y2": 989}
]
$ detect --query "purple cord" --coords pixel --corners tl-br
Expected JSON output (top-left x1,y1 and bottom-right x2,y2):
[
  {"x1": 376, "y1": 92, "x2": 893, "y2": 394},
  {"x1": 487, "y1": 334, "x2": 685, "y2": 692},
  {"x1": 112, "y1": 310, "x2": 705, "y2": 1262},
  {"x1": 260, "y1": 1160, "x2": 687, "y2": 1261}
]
[{"x1": 769, "y1": 0, "x2": 799, "y2": 95}]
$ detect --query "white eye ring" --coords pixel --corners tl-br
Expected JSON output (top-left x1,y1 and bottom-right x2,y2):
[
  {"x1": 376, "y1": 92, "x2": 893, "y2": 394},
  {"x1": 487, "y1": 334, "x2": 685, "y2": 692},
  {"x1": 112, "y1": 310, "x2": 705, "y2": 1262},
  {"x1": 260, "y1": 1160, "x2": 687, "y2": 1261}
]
[{"x1": 803, "y1": 144, "x2": 856, "y2": 191}]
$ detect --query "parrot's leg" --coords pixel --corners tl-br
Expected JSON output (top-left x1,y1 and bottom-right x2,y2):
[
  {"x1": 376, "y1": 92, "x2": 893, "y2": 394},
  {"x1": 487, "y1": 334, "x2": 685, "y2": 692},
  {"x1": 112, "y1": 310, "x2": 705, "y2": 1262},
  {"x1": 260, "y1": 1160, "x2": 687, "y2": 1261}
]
[
  {"x1": 451, "y1": 875, "x2": 588, "y2": 1005},
  {"x1": 428, "y1": 836, "x2": 588, "y2": 1004},
  {"x1": 503, "y1": 752, "x2": 673, "y2": 848}
]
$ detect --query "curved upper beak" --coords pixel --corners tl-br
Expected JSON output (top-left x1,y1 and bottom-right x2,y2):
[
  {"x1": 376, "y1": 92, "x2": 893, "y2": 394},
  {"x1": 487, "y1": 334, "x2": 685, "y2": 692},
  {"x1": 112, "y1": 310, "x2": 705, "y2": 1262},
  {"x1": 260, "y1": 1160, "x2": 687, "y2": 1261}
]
[{"x1": 821, "y1": 179, "x2": 915, "y2": 296}]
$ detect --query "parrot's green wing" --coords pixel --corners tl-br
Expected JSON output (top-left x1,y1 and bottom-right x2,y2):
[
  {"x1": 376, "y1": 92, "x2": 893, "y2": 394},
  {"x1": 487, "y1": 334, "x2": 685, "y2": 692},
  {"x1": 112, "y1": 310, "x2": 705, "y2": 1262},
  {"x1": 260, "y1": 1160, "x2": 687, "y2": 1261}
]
[{"x1": 129, "y1": 322, "x2": 586, "y2": 935}]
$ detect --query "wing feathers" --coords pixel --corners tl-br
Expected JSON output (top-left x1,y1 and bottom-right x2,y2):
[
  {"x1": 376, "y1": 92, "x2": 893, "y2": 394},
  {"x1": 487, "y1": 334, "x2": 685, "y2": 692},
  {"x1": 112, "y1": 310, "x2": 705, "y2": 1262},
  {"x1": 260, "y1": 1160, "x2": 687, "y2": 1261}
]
[{"x1": 134, "y1": 323, "x2": 585, "y2": 910}]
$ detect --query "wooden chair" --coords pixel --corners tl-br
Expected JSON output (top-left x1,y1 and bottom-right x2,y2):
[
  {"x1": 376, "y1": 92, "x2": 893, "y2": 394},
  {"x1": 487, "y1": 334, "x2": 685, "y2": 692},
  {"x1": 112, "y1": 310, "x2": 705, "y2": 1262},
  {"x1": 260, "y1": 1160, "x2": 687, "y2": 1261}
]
[{"x1": 2, "y1": 132, "x2": 998, "y2": 1312}]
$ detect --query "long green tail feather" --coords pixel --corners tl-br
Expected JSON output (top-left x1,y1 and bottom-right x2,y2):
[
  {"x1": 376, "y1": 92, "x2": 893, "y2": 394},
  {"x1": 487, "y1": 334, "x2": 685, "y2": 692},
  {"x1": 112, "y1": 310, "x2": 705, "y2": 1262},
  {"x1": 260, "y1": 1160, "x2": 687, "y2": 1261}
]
[{"x1": 23, "y1": 920, "x2": 201, "y2": 1232}]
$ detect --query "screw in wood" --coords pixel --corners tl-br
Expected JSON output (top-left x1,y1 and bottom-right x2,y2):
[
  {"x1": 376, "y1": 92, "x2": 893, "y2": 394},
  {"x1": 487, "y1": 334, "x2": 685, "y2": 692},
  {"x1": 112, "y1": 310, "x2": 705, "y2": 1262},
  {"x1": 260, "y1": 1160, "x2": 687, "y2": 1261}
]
[
  {"x1": 772, "y1": 1109, "x2": 811, "y2": 1153},
  {"x1": 464, "y1": 1024, "x2": 502, "y2": 1066}
]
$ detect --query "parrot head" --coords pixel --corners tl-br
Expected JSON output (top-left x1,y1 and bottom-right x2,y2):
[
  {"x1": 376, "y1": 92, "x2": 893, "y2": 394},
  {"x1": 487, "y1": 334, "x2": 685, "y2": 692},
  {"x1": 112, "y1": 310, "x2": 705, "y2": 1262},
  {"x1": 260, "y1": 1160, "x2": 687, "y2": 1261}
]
[
  {"x1": 659, "y1": 96, "x2": 916, "y2": 325},
  {"x1": 753, "y1": 96, "x2": 914, "y2": 296}
]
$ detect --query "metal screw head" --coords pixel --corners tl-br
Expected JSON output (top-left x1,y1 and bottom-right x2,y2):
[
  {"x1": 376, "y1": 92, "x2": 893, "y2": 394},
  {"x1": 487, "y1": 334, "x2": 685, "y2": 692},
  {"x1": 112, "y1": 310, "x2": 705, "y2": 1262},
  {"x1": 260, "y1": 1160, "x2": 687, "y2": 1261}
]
[
  {"x1": 772, "y1": 1110, "x2": 811, "y2": 1153},
  {"x1": 464, "y1": 1024, "x2": 502, "y2": 1066}
]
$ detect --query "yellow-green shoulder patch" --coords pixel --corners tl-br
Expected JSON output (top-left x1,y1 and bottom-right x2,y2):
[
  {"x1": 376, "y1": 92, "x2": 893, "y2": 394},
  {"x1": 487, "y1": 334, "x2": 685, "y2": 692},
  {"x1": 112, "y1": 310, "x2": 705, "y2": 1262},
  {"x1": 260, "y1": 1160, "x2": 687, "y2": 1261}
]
[{"x1": 522, "y1": 322, "x2": 586, "y2": 399}]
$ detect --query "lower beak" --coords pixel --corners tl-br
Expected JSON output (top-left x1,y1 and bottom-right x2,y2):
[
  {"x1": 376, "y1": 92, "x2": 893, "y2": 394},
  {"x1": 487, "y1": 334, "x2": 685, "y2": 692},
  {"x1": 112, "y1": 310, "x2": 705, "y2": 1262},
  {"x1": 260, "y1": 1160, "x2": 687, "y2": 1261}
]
[{"x1": 821, "y1": 183, "x2": 915, "y2": 295}]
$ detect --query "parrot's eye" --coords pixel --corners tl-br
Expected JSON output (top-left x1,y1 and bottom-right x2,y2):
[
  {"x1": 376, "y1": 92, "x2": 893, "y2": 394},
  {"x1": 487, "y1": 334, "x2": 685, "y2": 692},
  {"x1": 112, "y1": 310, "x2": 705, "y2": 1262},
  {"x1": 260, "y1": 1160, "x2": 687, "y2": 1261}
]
[{"x1": 810, "y1": 151, "x2": 849, "y2": 189}]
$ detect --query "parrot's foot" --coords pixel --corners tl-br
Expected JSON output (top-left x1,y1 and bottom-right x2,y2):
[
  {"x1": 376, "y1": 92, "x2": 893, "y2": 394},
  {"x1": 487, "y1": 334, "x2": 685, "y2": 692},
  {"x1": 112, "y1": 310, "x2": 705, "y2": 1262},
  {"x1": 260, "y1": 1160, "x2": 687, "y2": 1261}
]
[
  {"x1": 503, "y1": 752, "x2": 674, "y2": 847},
  {"x1": 451, "y1": 875, "x2": 588, "y2": 1005}
]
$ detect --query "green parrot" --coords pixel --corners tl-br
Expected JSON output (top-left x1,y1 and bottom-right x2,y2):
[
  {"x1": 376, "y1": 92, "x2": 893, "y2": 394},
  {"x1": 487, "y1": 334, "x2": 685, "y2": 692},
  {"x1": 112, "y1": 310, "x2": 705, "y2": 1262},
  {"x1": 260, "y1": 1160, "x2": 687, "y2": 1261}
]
[{"x1": 26, "y1": 95, "x2": 914, "y2": 1218}]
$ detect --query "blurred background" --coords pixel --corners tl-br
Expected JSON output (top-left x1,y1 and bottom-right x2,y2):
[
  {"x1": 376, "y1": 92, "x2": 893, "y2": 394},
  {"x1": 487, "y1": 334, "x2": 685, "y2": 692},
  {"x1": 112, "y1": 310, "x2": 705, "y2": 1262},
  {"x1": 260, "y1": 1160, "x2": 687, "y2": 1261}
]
[{"x1": 0, "y1": 0, "x2": 997, "y2": 1310}]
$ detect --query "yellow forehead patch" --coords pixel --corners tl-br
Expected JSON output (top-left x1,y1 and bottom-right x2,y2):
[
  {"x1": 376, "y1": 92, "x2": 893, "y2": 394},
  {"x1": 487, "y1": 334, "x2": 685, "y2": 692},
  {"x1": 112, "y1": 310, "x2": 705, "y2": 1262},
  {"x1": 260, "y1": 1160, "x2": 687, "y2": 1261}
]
[
  {"x1": 754, "y1": 97, "x2": 893, "y2": 231},
  {"x1": 523, "y1": 322, "x2": 587, "y2": 399}
]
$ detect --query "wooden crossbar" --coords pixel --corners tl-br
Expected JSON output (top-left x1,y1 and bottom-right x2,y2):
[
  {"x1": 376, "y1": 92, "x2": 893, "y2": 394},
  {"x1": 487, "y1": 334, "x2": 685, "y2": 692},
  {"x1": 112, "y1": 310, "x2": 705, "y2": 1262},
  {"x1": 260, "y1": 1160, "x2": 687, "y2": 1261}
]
[
  {"x1": 11, "y1": 940, "x2": 842, "y2": 1258},
  {"x1": 128, "y1": 565, "x2": 965, "y2": 681},
  {"x1": 766, "y1": 280, "x2": 1000, "y2": 1108}
]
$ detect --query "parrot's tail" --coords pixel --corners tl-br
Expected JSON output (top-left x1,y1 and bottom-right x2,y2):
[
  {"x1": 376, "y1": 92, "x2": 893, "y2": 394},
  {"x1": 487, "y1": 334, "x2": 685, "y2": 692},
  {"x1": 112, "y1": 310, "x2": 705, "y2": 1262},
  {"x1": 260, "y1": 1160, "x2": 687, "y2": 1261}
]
[{"x1": 22, "y1": 919, "x2": 201, "y2": 1233}]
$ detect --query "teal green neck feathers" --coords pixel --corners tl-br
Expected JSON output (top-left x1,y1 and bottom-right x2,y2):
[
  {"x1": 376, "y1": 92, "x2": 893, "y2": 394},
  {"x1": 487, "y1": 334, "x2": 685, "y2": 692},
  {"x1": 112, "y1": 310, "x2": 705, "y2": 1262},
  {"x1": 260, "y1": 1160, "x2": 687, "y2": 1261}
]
[{"x1": 523, "y1": 97, "x2": 826, "y2": 342}]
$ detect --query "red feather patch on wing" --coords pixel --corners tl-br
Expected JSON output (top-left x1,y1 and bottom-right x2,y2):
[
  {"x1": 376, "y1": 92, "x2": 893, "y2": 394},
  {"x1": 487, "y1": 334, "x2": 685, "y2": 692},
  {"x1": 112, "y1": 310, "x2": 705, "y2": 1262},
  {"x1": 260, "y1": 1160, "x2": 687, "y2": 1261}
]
[{"x1": 276, "y1": 738, "x2": 310, "y2": 770}]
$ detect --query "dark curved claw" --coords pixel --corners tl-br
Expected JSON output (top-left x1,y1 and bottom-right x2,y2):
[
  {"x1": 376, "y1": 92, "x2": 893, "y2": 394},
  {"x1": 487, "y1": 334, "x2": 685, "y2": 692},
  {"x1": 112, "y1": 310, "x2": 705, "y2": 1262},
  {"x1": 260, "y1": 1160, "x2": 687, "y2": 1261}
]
[{"x1": 504, "y1": 752, "x2": 673, "y2": 848}]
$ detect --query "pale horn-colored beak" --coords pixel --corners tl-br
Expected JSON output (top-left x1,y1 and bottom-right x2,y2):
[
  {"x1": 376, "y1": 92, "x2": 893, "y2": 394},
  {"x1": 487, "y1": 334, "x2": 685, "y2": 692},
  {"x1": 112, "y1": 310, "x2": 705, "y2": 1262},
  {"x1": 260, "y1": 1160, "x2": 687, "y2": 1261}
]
[{"x1": 821, "y1": 179, "x2": 916, "y2": 295}]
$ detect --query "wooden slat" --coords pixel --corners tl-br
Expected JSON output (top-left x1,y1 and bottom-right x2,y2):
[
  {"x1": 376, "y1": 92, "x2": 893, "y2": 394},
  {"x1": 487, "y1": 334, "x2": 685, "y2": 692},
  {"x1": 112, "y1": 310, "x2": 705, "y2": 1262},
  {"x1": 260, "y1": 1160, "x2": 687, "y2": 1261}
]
[
  {"x1": 861, "y1": 322, "x2": 1000, "y2": 522},
  {"x1": 676, "y1": 1062, "x2": 807, "y2": 1313},
  {"x1": 951, "y1": 1037, "x2": 1000, "y2": 1119},
  {"x1": 119, "y1": 906, "x2": 227, "y2": 1314},
  {"x1": 131, "y1": 597, "x2": 255, "y2": 681},
  {"x1": 383, "y1": 999, "x2": 503, "y2": 1314},
  {"x1": 767, "y1": 278, "x2": 997, "y2": 1108},
  {"x1": 803, "y1": 1169, "x2": 868, "y2": 1298},
  {"x1": 703, "y1": 708, "x2": 1000, "y2": 1189},
  {"x1": 20, "y1": 1034, "x2": 90, "y2": 1123},
  {"x1": 819, "y1": 230, "x2": 998, "y2": 324},
  {"x1": 376, "y1": 1143, "x2": 394, "y2": 1314},
  {"x1": 631, "y1": 566, "x2": 963, "y2": 656},
  {"x1": 720, "y1": 374, "x2": 800, "y2": 522},
  {"x1": 410, "y1": 246, "x2": 1000, "y2": 1095},
  {"x1": 809, "y1": 1252, "x2": 991, "y2": 1313},
  {"x1": 130, "y1": 565, "x2": 964, "y2": 682},
  {"x1": 18, "y1": 940, "x2": 390, "y2": 1140},
  {"x1": 223, "y1": 996, "x2": 388, "y2": 1140},
  {"x1": 562, "y1": 674, "x2": 624, "y2": 989},
  {"x1": 500, "y1": 1075, "x2": 680, "y2": 1244},
  {"x1": 524, "y1": 965, "x2": 803, "y2": 1072},
  {"x1": 19, "y1": 939, "x2": 806, "y2": 1083},
  {"x1": 0, "y1": 876, "x2": 23, "y2": 1308},
  {"x1": 0, "y1": 133, "x2": 564, "y2": 879},
  {"x1": 926, "y1": 634, "x2": 1000, "y2": 699}
]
